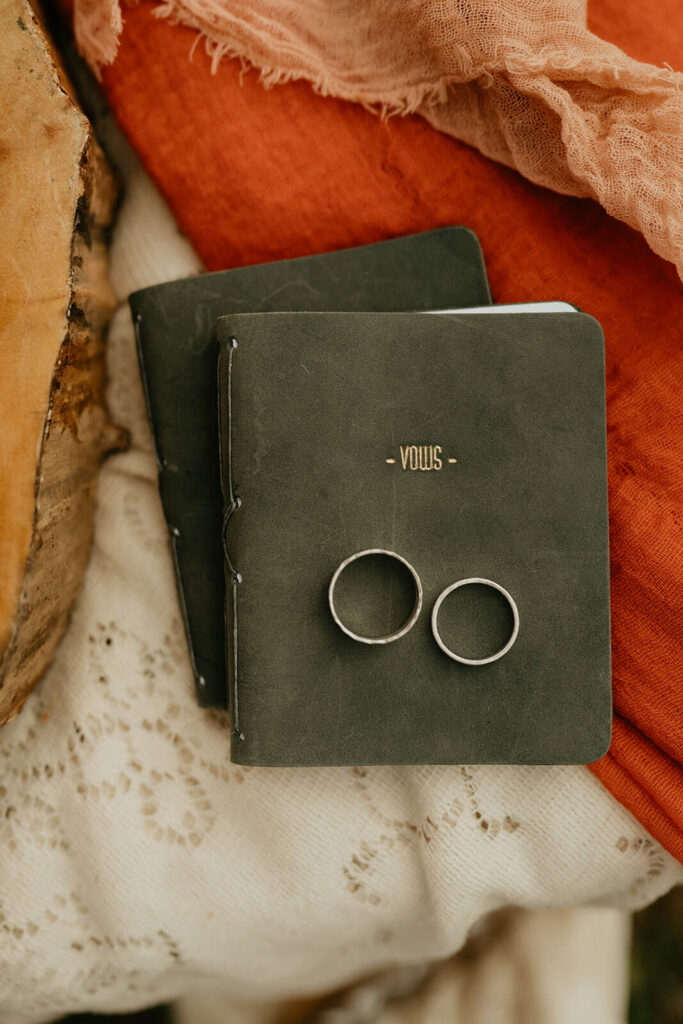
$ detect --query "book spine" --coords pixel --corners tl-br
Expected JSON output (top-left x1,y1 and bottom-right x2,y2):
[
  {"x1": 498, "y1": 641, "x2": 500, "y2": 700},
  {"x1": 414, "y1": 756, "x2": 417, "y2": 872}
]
[
  {"x1": 132, "y1": 304, "x2": 215, "y2": 708},
  {"x1": 218, "y1": 336, "x2": 244, "y2": 753}
]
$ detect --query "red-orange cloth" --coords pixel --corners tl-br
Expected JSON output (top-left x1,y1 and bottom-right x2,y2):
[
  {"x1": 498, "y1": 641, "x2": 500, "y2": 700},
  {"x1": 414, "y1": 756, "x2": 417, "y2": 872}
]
[{"x1": 93, "y1": 0, "x2": 682, "y2": 860}]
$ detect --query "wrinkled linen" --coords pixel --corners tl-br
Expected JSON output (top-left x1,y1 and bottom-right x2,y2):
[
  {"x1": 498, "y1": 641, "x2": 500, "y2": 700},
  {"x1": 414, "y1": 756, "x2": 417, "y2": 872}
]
[
  {"x1": 0, "y1": 121, "x2": 680, "y2": 1022},
  {"x1": 72, "y1": 0, "x2": 683, "y2": 276}
]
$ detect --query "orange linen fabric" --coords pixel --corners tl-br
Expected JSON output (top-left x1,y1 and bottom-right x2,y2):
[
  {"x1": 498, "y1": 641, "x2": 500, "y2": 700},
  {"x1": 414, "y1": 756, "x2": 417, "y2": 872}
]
[
  {"x1": 74, "y1": 0, "x2": 683, "y2": 279},
  {"x1": 93, "y1": 0, "x2": 683, "y2": 860}
]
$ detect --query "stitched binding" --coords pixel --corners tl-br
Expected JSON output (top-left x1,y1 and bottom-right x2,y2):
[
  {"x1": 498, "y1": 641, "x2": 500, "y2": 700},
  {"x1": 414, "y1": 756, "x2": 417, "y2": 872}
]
[{"x1": 220, "y1": 336, "x2": 244, "y2": 741}]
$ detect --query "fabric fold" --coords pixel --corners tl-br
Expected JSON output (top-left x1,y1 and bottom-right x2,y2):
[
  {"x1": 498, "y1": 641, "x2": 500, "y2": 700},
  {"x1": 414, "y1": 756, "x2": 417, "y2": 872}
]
[
  {"x1": 72, "y1": 0, "x2": 683, "y2": 275},
  {"x1": 591, "y1": 751, "x2": 683, "y2": 864},
  {"x1": 596, "y1": 716, "x2": 683, "y2": 833}
]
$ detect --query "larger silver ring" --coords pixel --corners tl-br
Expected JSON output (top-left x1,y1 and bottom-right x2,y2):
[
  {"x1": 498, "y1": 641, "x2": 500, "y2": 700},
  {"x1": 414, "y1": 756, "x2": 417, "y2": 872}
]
[
  {"x1": 431, "y1": 577, "x2": 519, "y2": 665},
  {"x1": 328, "y1": 549, "x2": 423, "y2": 645}
]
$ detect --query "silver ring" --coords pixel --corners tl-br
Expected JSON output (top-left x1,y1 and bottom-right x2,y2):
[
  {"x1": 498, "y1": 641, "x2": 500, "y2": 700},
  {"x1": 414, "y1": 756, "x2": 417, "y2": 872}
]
[
  {"x1": 431, "y1": 577, "x2": 519, "y2": 665},
  {"x1": 328, "y1": 549, "x2": 423, "y2": 645}
]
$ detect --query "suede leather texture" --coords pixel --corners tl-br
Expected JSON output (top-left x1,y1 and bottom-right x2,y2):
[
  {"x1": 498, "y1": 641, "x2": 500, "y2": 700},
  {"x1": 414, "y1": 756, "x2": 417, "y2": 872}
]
[
  {"x1": 130, "y1": 227, "x2": 491, "y2": 706},
  {"x1": 218, "y1": 311, "x2": 612, "y2": 766}
]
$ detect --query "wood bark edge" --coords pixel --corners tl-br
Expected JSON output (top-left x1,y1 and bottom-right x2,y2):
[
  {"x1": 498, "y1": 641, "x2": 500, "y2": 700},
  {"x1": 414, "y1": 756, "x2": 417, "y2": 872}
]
[{"x1": 0, "y1": 0, "x2": 127, "y2": 723}]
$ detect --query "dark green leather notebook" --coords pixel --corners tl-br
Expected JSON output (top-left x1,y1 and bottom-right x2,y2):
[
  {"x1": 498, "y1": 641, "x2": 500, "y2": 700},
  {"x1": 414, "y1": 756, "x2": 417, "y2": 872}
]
[
  {"x1": 217, "y1": 311, "x2": 612, "y2": 766},
  {"x1": 129, "y1": 227, "x2": 491, "y2": 707}
]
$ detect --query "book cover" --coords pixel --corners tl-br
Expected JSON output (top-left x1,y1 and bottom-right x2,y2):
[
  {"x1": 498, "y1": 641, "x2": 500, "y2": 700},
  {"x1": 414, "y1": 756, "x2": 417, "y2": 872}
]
[
  {"x1": 218, "y1": 311, "x2": 612, "y2": 766},
  {"x1": 130, "y1": 227, "x2": 491, "y2": 706}
]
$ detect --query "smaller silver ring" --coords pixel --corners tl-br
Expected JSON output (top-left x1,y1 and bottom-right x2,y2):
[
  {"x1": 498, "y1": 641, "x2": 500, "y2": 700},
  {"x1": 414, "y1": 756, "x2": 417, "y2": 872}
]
[
  {"x1": 431, "y1": 578, "x2": 519, "y2": 665},
  {"x1": 328, "y1": 549, "x2": 423, "y2": 645}
]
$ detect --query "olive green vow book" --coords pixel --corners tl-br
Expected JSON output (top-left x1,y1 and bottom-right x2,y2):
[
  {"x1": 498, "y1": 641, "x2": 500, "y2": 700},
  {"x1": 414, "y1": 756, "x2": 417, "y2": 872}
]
[
  {"x1": 217, "y1": 311, "x2": 612, "y2": 766},
  {"x1": 130, "y1": 227, "x2": 490, "y2": 707}
]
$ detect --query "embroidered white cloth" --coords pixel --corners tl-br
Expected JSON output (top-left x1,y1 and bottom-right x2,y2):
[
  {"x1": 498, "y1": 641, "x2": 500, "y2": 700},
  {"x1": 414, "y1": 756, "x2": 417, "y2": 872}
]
[{"x1": 0, "y1": 126, "x2": 681, "y2": 1023}]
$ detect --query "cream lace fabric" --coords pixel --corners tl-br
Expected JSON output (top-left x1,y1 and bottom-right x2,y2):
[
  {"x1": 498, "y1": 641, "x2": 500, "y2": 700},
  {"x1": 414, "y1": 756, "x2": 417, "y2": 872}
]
[
  {"x1": 0, "y1": 128, "x2": 681, "y2": 1023},
  {"x1": 74, "y1": 0, "x2": 683, "y2": 277}
]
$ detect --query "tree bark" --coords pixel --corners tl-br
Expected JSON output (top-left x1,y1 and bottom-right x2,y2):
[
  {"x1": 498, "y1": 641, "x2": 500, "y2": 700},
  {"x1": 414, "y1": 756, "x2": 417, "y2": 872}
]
[{"x1": 0, "y1": 0, "x2": 126, "y2": 723}]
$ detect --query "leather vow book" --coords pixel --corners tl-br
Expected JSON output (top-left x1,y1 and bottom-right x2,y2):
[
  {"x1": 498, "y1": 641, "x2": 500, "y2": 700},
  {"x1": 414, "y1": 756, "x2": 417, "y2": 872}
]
[
  {"x1": 218, "y1": 311, "x2": 612, "y2": 767},
  {"x1": 130, "y1": 228, "x2": 490, "y2": 706}
]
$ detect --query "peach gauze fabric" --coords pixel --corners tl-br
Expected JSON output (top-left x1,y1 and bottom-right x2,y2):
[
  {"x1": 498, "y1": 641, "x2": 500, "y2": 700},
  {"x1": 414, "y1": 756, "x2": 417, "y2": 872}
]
[{"x1": 72, "y1": 0, "x2": 683, "y2": 277}]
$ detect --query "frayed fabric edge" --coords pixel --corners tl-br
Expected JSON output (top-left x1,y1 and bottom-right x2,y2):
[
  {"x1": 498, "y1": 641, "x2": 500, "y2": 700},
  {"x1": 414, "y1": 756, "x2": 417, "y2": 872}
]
[
  {"x1": 150, "y1": 0, "x2": 679, "y2": 111},
  {"x1": 73, "y1": 0, "x2": 683, "y2": 277}
]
